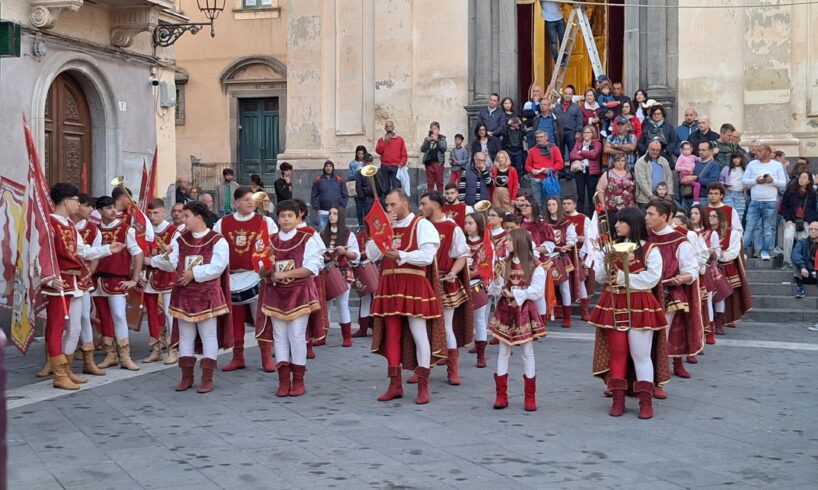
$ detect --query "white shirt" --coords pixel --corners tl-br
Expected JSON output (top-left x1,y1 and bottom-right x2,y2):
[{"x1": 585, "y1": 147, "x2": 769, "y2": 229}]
[
  {"x1": 213, "y1": 211, "x2": 279, "y2": 289},
  {"x1": 594, "y1": 241, "x2": 663, "y2": 291},
  {"x1": 153, "y1": 230, "x2": 229, "y2": 283},
  {"x1": 653, "y1": 225, "x2": 699, "y2": 278},
  {"x1": 718, "y1": 228, "x2": 742, "y2": 263},
  {"x1": 540, "y1": 0, "x2": 564, "y2": 22},
  {"x1": 327, "y1": 227, "x2": 361, "y2": 265},
  {"x1": 489, "y1": 262, "x2": 546, "y2": 307},
  {"x1": 366, "y1": 213, "x2": 440, "y2": 267},
  {"x1": 99, "y1": 219, "x2": 143, "y2": 256},
  {"x1": 277, "y1": 228, "x2": 323, "y2": 276}
]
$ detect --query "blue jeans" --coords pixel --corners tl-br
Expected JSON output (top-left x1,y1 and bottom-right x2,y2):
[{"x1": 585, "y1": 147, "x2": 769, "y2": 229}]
[
  {"x1": 546, "y1": 19, "x2": 567, "y2": 64},
  {"x1": 723, "y1": 190, "x2": 747, "y2": 227},
  {"x1": 530, "y1": 178, "x2": 546, "y2": 216},
  {"x1": 354, "y1": 197, "x2": 367, "y2": 227},
  {"x1": 561, "y1": 131, "x2": 576, "y2": 166},
  {"x1": 743, "y1": 200, "x2": 777, "y2": 253},
  {"x1": 318, "y1": 212, "x2": 329, "y2": 232}
]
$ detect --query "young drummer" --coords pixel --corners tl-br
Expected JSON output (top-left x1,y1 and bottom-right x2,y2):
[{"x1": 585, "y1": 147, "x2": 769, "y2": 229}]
[
  {"x1": 320, "y1": 206, "x2": 361, "y2": 347},
  {"x1": 153, "y1": 201, "x2": 232, "y2": 393},
  {"x1": 487, "y1": 228, "x2": 547, "y2": 411},
  {"x1": 44, "y1": 184, "x2": 120, "y2": 390},
  {"x1": 92, "y1": 195, "x2": 144, "y2": 371},
  {"x1": 142, "y1": 198, "x2": 179, "y2": 363},
  {"x1": 72, "y1": 193, "x2": 105, "y2": 376},
  {"x1": 351, "y1": 225, "x2": 374, "y2": 338},
  {"x1": 215, "y1": 186, "x2": 279, "y2": 372},
  {"x1": 464, "y1": 212, "x2": 493, "y2": 368},
  {"x1": 293, "y1": 198, "x2": 329, "y2": 357},
  {"x1": 563, "y1": 196, "x2": 593, "y2": 320},
  {"x1": 711, "y1": 208, "x2": 750, "y2": 333},
  {"x1": 544, "y1": 196, "x2": 580, "y2": 328},
  {"x1": 588, "y1": 208, "x2": 669, "y2": 419},
  {"x1": 259, "y1": 200, "x2": 323, "y2": 397}
]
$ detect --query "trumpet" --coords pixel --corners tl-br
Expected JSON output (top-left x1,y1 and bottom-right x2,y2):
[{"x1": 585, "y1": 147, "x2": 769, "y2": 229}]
[
  {"x1": 360, "y1": 164, "x2": 380, "y2": 199},
  {"x1": 593, "y1": 191, "x2": 636, "y2": 329},
  {"x1": 474, "y1": 200, "x2": 492, "y2": 213}
]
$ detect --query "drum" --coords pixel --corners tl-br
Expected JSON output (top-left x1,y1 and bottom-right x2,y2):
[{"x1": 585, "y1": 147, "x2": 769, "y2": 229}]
[
  {"x1": 352, "y1": 260, "x2": 379, "y2": 297},
  {"x1": 324, "y1": 261, "x2": 348, "y2": 301},
  {"x1": 231, "y1": 272, "x2": 261, "y2": 305},
  {"x1": 469, "y1": 278, "x2": 489, "y2": 309},
  {"x1": 546, "y1": 253, "x2": 569, "y2": 284},
  {"x1": 664, "y1": 285, "x2": 690, "y2": 313},
  {"x1": 711, "y1": 263, "x2": 734, "y2": 303}
]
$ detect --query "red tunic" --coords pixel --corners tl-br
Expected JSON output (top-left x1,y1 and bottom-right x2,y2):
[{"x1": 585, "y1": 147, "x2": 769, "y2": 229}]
[
  {"x1": 491, "y1": 228, "x2": 509, "y2": 259},
  {"x1": 467, "y1": 236, "x2": 490, "y2": 309},
  {"x1": 42, "y1": 216, "x2": 84, "y2": 295},
  {"x1": 372, "y1": 215, "x2": 442, "y2": 318},
  {"x1": 720, "y1": 228, "x2": 752, "y2": 323},
  {"x1": 149, "y1": 223, "x2": 178, "y2": 292},
  {"x1": 487, "y1": 260, "x2": 546, "y2": 345},
  {"x1": 75, "y1": 220, "x2": 98, "y2": 291},
  {"x1": 169, "y1": 231, "x2": 230, "y2": 322},
  {"x1": 706, "y1": 204, "x2": 735, "y2": 226},
  {"x1": 442, "y1": 202, "x2": 467, "y2": 229},
  {"x1": 432, "y1": 220, "x2": 468, "y2": 308},
  {"x1": 95, "y1": 220, "x2": 132, "y2": 295},
  {"x1": 261, "y1": 231, "x2": 320, "y2": 320},
  {"x1": 220, "y1": 213, "x2": 266, "y2": 272},
  {"x1": 325, "y1": 229, "x2": 354, "y2": 282}
]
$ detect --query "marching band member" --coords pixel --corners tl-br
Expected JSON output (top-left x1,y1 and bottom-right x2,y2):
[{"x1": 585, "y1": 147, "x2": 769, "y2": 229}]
[
  {"x1": 443, "y1": 183, "x2": 472, "y2": 229},
  {"x1": 712, "y1": 208, "x2": 751, "y2": 333},
  {"x1": 320, "y1": 206, "x2": 361, "y2": 347},
  {"x1": 142, "y1": 199, "x2": 179, "y2": 364},
  {"x1": 72, "y1": 193, "x2": 105, "y2": 376},
  {"x1": 487, "y1": 228, "x2": 546, "y2": 411},
  {"x1": 368, "y1": 189, "x2": 446, "y2": 404},
  {"x1": 544, "y1": 196, "x2": 579, "y2": 328},
  {"x1": 563, "y1": 196, "x2": 593, "y2": 320},
  {"x1": 294, "y1": 198, "x2": 329, "y2": 357},
  {"x1": 645, "y1": 200, "x2": 703, "y2": 391},
  {"x1": 44, "y1": 183, "x2": 119, "y2": 390},
  {"x1": 705, "y1": 182, "x2": 743, "y2": 234},
  {"x1": 464, "y1": 212, "x2": 493, "y2": 368},
  {"x1": 215, "y1": 186, "x2": 278, "y2": 373},
  {"x1": 588, "y1": 208, "x2": 669, "y2": 419},
  {"x1": 687, "y1": 206, "x2": 719, "y2": 347},
  {"x1": 421, "y1": 191, "x2": 472, "y2": 385},
  {"x1": 352, "y1": 226, "x2": 374, "y2": 338},
  {"x1": 259, "y1": 200, "x2": 323, "y2": 397},
  {"x1": 92, "y1": 195, "x2": 144, "y2": 371},
  {"x1": 153, "y1": 201, "x2": 232, "y2": 394}
]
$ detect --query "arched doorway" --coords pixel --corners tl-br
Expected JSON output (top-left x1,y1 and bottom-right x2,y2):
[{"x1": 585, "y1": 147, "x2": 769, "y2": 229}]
[{"x1": 44, "y1": 72, "x2": 92, "y2": 188}]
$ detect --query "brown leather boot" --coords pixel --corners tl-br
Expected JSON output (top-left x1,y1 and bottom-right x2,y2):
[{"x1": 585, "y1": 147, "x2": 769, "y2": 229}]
[
  {"x1": 415, "y1": 367, "x2": 431, "y2": 404},
  {"x1": 164, "y1": 345, "x2": 179, "y2": 365},
  {"x1": 475, "y1": 341, "x2": 488, "y2": 368},
  {"x1": 116, "y1": 339, "x2": 140, "y2": 371},
  {"x1": 81, "y1": 343, "x2": 106, "y2": 376},
  {"x1": 352, "y1": 316, "x2": 370, "y2": 337},
  {"x1": 377, "y1": 366, "x2": 403, "y2": 401},
  {"x1": 340, "y1": 322, "x2": 353, "y2": 347},
  {"x1": 607, "y1": 378, "x2": 627, "y2": 417},
  {"x1": 175, "y1": 356, "x2": 196, "y2": 391},
  {"x1": 36, "y1": 357, "x2": 52, "y2": 378},
  {"x1": 289, "y1": 364, "x2": 306, "y2": 397},
  {"x1": 275, "y1": 362, "x2": 292, "y2": 397},
  {"x1": 197, "y1": 358, "x2": 217, "y2": 393},
  {"x1": 446, "y1": 349, "x2": 461, "y2": 385},
  {"x1": 51, "y1": 355, "x2": 79, "y2": 391},
  {"x1": 97, "y1": 337, "x2": 118, "y2": 368},
  {"x1": 64, "y1": 354, "x2": 87, "y2": 384},
  {"x1": 634, "y1": 380, "x2": 655, "y2": 419},
  {"x1": 142, "y1": 337, "x2": 162, "y2": 363},
  {"x1": 222, "y1": 337, "x2": 245, "y2": 371},
  {"x1": 259, "y1": 343, "x2": 277, "y2": 372}
]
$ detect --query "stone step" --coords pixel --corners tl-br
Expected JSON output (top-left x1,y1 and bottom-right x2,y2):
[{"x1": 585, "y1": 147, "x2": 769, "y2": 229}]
[
  {"x1": 742, "y1": 308, "x2": 816, "y2": 323},
  {"x1": 746, "y1": 269, "x2": 793, "y2": 283},
  {"x1": 744, "y1": 255, "x2": 785, "y2": 270},
  {"x1": 752, "y1": 295, "x2": 818, "y2": 309},
  {"x1": 749, "y1": 282, "x2": 796, "y2": 296}
]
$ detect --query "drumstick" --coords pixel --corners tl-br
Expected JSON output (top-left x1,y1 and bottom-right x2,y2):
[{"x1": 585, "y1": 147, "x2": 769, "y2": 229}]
[{"x1": 59, "y1": 289, "x2": 69, "y2": 320}]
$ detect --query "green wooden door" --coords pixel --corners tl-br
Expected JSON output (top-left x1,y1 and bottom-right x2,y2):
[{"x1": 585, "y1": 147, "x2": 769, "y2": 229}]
[{"x1": 238, "y1": 98, "x2": 279, "y2": 187}]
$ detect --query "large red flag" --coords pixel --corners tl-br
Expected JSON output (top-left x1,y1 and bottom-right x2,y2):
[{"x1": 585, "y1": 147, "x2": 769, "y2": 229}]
[
  {"x1": 144, "y1": 146, "x2": 158, "y2": 206},
  {"x1": 478, "y1": 224, "x2": 495, "y2": 284},
  {"x1": 11, "y1": 115, "x2": 62, "y2": 354},
  {"x1": 365, "y1": 199, "x2": 393, "y2": 254}
]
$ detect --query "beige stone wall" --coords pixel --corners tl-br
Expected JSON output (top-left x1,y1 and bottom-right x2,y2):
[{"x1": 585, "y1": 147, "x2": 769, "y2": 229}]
[
  {"x1": 677, "y1": 1, "x2": 818, "y2": 157},
  {"x1": 280, "y1": 0, "x2": 470, "y2": 170},
  {"x1": 174, "y1": 0, "x2": 288, "y2": 169}
]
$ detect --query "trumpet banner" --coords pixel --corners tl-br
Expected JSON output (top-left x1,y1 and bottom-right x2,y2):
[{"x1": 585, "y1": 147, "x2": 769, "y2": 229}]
[{"x1": 0, "y1": 178, "x2": 25, "y2": 310}]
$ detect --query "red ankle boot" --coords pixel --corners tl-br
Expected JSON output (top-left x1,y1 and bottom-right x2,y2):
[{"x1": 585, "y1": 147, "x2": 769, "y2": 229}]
[
  {"x1": 633, "y1": 380, "x2": 654, "y2": 419},
  {"x1": 686, "y1": 355, "x2": 698, "y2": 364},
  {"x1": 340, "y1": 322, "x2": 353, "y2": 347},
  {"x1": 580, "y1": 298, "x2": 590, "y2": 321},
  {"x1": 259, "y1": 343, "x2": 276, "y2": 372},
  {"x1": 607, "y1": 378, "x2": 627, "y2": 417},
  {"x1": 175, "y1": 357, "x2": 196, "y2": 391},
  {"x1": 654, "y1": 385, "x2": 667, "y2": 399},
  {"x1": 289, "y1": 364, "x2": 306, "y2": 396},
  {"x1": 275, "y1": 362, "x2": 291, "y2": 397},
  {"x1": 222, "y1": 338, "x2": 245, "y2": 371},
  {"x1": 714, "y1": 312, "x2": 726, "y2": 335},
  {"x1": 197, "y1": 358, "x2": 217, "y2": 393},
  {"x1": 377, "y1": 366, "x2": 403, "y2": 401},
  {"x1": 706, "y1": 323, "x2": 716, "y2": 345},
  {"x1": 673, "y1": 357, "x2": 691, "y2": 378},
  {"x1": 415, "y1": 367, "x2": 431, "y2": 404},
  {"x1": 475, "y1": 341, "x2": 487, "y2": 368},
  {"x1": 493, "y1": 373, "x2": 508, "y2": 409},
  {"x1": 446, "y1": 349, "x2": 461, "y2": 385},
  {"x1": 351, "y1": 317, "x2": 370, "y2": 338},
  {"x1": 306, "y1": 341, "x2": 316, "y2": 359},
  {"x1": 523, "y1": 375, "x2": 537, "y2": 411},
  {"x1": 561, "y1": 306, "x2": 572, "y2": 328}
]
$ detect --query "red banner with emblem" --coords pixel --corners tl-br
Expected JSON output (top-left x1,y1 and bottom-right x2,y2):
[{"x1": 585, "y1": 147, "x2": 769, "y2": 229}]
[{"x1": 365, "y1": 199, "x2": 393, "y2": 253}]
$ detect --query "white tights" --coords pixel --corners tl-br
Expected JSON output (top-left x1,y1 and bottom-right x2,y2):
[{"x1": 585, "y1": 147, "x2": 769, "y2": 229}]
[
  {"x1": 535, "y1": 297, "x2": 547, "y2": 316},
  {"x1": 61, "y1": 297, "x2": 83, "y2": 355},
  {"x1": 474, "y1": 305, "x2": 488, "y2": 342},
  {"x1": 408, "y1": 317, "x2": 431, "y2": 368},
  {"x1": 178, "y1": 317, "x2": 218, "y2": 359},
  {"x1": 330, "y1": 287, "x2": 351, "y2": 324},
  {"x1": 706, "y1": 292, "x2": 714, "y2": 323},
  {"x1": 496, "y1": 341, "x2": 536, "y2": 377},
  {"x1": 108, "y1": 295, "x2": 129, "y2": 340},
  {"x1": 559, "y1": 281, "x2": 571, "y2": 306},
  {"x1": 714, "y1": 299, "x2": 725, "y2": 314},
  {"x1": 160, "y1": 292, "x2": 173, "y2": 339},
  {"x1": 359, "y1": 294, "x2": 371, "y2": 317},
  {"x1": 79, "y1": 294, "x2": 94, "y2": 344},
  {"x1": 579, "y1": 281, "x2": 588, "y2": 300},
  {"x1": 443, "y1": 307, "x2": 457, "y2": 349},
  {"x1": 273, "y1": 315, "x2": 309, "y2": 365},
  {"x1": 628, "y1": 329, "x2": 655, "y2": 382}
]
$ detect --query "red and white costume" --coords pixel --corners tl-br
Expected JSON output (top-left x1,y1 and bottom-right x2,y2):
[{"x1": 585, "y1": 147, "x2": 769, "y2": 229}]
[
  {"x1": 93, "y1": 218, "x2": 143, "y2": 341},
  {"x1": 432, "y1": 218, "x2": 471, "y2": 348},
  {"x1": 43, "y1": 215, "x2": 111, "y2": 357},
  {"x1": 717, "y1": 226, "x2": 751, "y2": 326},
  {"x1": 143, "y1": 221, "x2": 180, "y2": 347},
  {"x1": 323, "y1": 227, "x2": 360, "y2": 337},
  {"x1": 74, "y1": 218, "x2": 100, "y2": 348},
  {"x1": 543, "y1": 220, "x2": 579, "y2": 326},
  {"x1": 706, "y1": 203, "x2": 743, "y2": 234},
  {"x1": 442, "y1": 202, "x2": 472, "y2": 230},
  {"x1": 565, "y1": 210, "x2": 593, "y2": 316}
]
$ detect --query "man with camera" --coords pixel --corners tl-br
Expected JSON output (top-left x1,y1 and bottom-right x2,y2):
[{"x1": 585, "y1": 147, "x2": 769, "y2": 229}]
[
  {"x1": 741, "y1": 144, "x2": 787, "y2": 261},
  {"x1": 420, "y1": 121, "x2": 447, "y2": 193}
]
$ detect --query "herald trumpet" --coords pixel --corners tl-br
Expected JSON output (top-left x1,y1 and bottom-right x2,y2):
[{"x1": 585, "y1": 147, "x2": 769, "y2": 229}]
[
  {"x1": 360, "y1": 164, "x2": 380, "y2": 199},
  {"x1": 474, "y1": 200, "x2": 492, "y2": 213},
  {"x1": 593, "y1": 191, "x2": 636, "y2": 329},
  {"x1": 111, "y1": 176, "x2": 136, "y2": 204}
]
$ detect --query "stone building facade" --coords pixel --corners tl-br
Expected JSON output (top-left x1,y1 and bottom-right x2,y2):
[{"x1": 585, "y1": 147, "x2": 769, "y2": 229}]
[{"x1": 0, "y1": 0, "x2": 179, "y2": 196}]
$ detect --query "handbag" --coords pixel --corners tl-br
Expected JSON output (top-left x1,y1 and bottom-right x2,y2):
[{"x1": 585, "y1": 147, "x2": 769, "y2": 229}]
[
  {"x1": 346, "y1": 180, "x2": 357, "y2": 198},
  {"x1": 542, "y1": 169, "x2": 561, "y2": 197}
]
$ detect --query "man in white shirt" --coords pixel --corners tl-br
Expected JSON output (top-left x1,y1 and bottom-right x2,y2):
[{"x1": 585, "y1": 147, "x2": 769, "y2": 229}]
[{"x1": 742, "y1": 144, "x2": 787, "y2": 260}]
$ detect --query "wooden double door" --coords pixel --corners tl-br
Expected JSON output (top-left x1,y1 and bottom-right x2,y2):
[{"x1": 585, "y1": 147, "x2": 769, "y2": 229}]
[{"x1": 44, "y1": 72, "x2": 93, "y2": 189}]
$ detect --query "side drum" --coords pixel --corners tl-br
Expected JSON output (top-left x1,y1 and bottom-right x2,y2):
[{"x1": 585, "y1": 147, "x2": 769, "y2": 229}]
[
  {"x1": 324, "y1": 262, "x2": 349, "y2": 301},
  {"x1": 352, "y1": 260, "x2": 379, "y2": 297}
]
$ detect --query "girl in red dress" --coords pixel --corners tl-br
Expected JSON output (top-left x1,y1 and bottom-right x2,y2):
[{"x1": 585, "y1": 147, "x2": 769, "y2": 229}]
[
  {"x1": 320, "y1": 206, "x2": 360, "y2": 347},
  {"x1": 544, "y1": 196, "x2": 581, "y2": 328},
  {"x1": 464, "y1": 212, "x2": 493, "y2": 368}
]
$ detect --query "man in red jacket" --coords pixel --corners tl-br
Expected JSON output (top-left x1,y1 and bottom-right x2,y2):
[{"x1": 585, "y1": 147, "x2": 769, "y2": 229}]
[
  {"x1": 375, "y1": 120, "x2": 408, "y2": 198},
  {"x1": 525, "y1": 130, "x2": 565, "y2": 213}
]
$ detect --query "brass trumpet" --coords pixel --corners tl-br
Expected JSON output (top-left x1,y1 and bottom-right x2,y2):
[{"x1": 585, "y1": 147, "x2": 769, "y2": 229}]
[
  {"x1": 474, "y1": 200, "x2": 492, "y2": 213},
  {"x1": 592, "y1": 191, "x2": 636, "y2": 328},
  {"x1": 111, "y1": 176, "x2": 136, "y2": 206},
  {"x1": 360, "y1": 164, "x2": 380, "y2": 199}
]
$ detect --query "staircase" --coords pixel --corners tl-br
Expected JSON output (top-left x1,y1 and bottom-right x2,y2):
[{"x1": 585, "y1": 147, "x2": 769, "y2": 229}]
[{"x1": 743, "y1": 255, "x2": 814, "y2": 324}]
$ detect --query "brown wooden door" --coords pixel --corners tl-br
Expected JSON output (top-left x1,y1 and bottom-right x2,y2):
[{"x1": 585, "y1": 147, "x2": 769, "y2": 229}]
[{"x1": 44, "y1": 72, "x2": 92, "y2": 189}]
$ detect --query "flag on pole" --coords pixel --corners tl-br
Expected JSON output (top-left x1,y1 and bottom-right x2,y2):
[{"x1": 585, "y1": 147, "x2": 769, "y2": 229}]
[
  {"x1": 478, "y1": 224, "x2": 495, "y2": 284},
  {"x1": 365, "y1": 199, "x2": 394, "y2": 254},
  {"x1": 139, "y1": 158, "x2": 148, "y2": 205},
  {"x1": 0, "y1": 177, "x2": 25, "y2": 310},
  {"x1": 11, "y1": 115, "x2": 62, "y2": 355},
  {"x1": 141, "y1": 146, "x2": 158, "y2": 212}
]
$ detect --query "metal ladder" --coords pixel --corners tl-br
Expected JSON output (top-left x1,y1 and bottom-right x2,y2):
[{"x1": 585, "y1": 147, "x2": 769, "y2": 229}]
[{"x1": 549, "y1": 5, "x2": 605, "y2": 91}]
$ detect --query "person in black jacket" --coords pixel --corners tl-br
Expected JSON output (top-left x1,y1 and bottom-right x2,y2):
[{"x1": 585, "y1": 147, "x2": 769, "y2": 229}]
[
  {"x1": 310, "y1": 160, "x2": 348, "y2": 231},
  {"x1": 791, "y1": 221, "x2": 818, "y2": 303},
  {"x1": 637, "y1": 104, "x2": 679, "y2": 168},
  {"x1": 354, "y1": 153, "x2": 379, "y2": 217},
  {"x1": 274, "y1": 162, "x2": 293, "y2": 203},
  {"x1": 470, "y1": 123, "x2": 502, "y2": 168},
  {"x1": 781, "y1": 170, "x2": 818, "y2": 268}
]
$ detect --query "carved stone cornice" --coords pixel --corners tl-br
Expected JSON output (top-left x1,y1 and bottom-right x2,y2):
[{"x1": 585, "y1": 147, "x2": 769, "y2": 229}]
[
  {"x1": 110, "y1": 6, "x2": 160, "y2": 48},
  {"x1": 30, "y1": 0, "x2": 84, "y2": 29}
]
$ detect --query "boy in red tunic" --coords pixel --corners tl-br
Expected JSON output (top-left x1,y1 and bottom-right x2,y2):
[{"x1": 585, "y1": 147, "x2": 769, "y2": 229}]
[
  {"x1": 294, "y1": 198, "x2": 329, "y2": 357},
  {"x1": 153, "y1": 201, "x2": 232, "y2": 393},
  {"x1": 259, "y1": 200, "x2": 323, "y2": 397},
  {"x1": 92, "y1": 195, "x2": 144, "y2": 371},
  {"x1": 215, "y1": 186, "x2": 279, "y2": 372},
  {"x1": 420, "y1": 191, "x2": 473, "y2": 385},
  {"x1": 368, "y1": 189, "x2": 447, "y2": 404},
  {"x1": 44, "y1": 184, "x2": 121, "y2": 390},
  {"x1": 142, "y1": 199, "x2": 180, "y2": 363}
]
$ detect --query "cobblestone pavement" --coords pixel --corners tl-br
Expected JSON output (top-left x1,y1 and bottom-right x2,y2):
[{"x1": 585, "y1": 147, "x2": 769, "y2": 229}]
[{"x1": 6, "y1": 319, "x2": 818, "y2": 489}]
